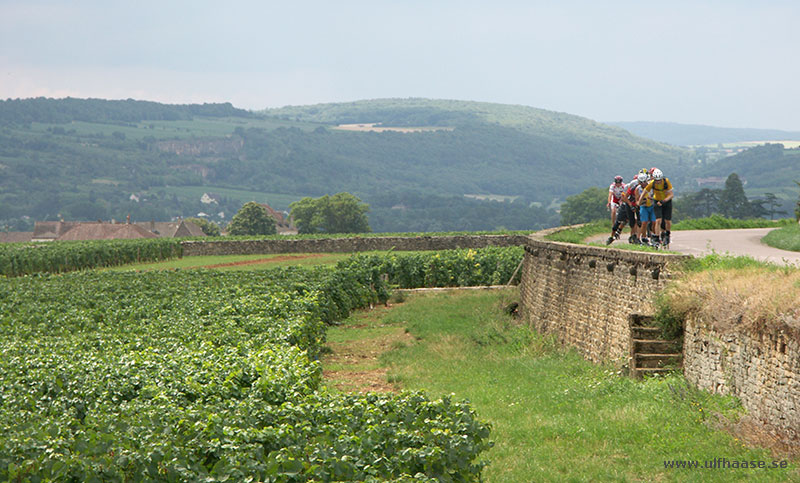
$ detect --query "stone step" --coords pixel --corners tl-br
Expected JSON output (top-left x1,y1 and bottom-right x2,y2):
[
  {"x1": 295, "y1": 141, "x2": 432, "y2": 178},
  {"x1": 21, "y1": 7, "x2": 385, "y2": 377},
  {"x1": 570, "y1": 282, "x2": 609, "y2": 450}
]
[
  {"x1": 632, "y1": 367, "x2": 676, "y2": 379},
  {"x1": 631, "y1": 326, "x2": 662, "y2": 339},
  {"x1": 632, "y1": 339, "x2": 682, "y2": 354},
  {"x1": 635, "y1": 353, "x2": 683, "y2": 369}
]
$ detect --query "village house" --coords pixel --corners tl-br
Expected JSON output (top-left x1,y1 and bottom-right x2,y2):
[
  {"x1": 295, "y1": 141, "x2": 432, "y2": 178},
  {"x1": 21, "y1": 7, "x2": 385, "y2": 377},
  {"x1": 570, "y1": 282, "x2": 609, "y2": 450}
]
[
  {"x1": 259, "y1": 203, "x2": 298, "y2": 235},
  {"x1": 31, "y1": 221, "x2": 83, "y2": 242},
  {"x1": 22, "y1": 219, "x2": 207, "y2": 242},
  {"x1": 133, "y1": 220, "x2": 206, "y2": 238},
  {"x1": 0, "y1": 231, "x2": 33, "y2": 243},
  {"x1": 56, "y1": 223, "x2": 159, "y2": 241}
]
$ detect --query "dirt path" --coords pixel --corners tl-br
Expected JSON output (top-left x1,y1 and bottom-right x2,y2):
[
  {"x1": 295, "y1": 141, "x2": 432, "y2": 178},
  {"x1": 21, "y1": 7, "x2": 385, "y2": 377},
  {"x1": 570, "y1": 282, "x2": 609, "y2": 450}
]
[
  {"x1": 321, "y1": 304, "x2": 415, "y2": 393},
  {"x1": 202, "y1": 253, "x2": 324, "y2": 268},
  {"x1": 591, "y1": 227, "x2": 800, "y2": 266}
]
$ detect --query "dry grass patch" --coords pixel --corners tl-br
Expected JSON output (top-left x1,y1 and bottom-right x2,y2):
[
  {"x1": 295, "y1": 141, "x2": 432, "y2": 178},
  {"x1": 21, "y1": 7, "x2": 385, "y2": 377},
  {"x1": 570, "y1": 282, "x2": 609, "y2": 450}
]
[
  {"x1": 322, "y1": 325, "x2": 415, "y2": 393},
  {"x1": 322, "y1": 369, "x2": 398, "y2": 393},
  {"x1": 664, "y1": 267, "x2": 800, "y2": 338},
  {"x1": 201, "y1": 253, "x2": 324, "y2": 268}
]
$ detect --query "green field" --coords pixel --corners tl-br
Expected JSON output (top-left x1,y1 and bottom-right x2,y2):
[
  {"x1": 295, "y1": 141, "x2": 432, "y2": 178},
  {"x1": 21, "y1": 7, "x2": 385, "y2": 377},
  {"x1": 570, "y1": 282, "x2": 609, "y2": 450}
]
[
  {"x1": 107, "y1": 251, "x2": 422, "y2": 272},
  {"x1": 723, "y1": 141, "x2": 800, "y2": 149},
  {"x1": 763, "y1": 223, "x2": 800, "y2": 252},
  {"x1": 326, "y1": 290, "x2": 799, "y2": 482}
]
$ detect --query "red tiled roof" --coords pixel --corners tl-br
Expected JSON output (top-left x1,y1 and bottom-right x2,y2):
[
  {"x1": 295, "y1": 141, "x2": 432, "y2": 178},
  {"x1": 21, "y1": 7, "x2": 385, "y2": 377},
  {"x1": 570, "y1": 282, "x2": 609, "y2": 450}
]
[
  {"x1": 0, "y1": 232, "x2": 33, "y2": 243},
  {"x1": 258, "y1": 203, "x2": 285, "y2": 224},
  {"x1": 135, "y1": 221, "x2": 206, "y2": 238},
  {"x1": 57, "y1": 223, "x2": 158, "y2": 240},
  {"x1": 32, "y1": 221, "x2": 80, "y2": 240}
]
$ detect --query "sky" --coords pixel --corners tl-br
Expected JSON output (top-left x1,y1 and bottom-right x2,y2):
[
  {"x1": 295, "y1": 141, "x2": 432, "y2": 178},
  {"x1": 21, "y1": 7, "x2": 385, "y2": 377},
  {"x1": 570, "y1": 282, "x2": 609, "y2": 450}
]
[{"x1": 1, "y1": 0, "x2": 799, "y2": 131}]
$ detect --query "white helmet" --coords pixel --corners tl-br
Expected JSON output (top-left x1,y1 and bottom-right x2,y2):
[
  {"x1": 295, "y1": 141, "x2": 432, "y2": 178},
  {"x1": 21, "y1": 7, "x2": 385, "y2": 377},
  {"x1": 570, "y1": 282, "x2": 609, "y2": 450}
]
[
  {"x1": 652, "y1": 168, "x2": 664, "y2": 180},
  {"x1": 637, "y1": 173, "x2": 648, "y2": 184}
]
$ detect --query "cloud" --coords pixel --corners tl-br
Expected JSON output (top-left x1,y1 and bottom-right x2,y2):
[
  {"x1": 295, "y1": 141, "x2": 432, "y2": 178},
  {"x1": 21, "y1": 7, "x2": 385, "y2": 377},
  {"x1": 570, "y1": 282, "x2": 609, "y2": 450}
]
[{"x1": 1, "y1": 1, "x2": 799, "y2": 129}]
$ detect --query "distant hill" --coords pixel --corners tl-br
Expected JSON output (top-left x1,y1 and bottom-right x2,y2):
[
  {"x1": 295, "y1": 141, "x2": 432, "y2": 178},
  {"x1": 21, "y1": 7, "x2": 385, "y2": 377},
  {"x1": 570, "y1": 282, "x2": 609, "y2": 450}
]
[
  {"x1": 265, "y1": 98, "x2": 681, "y2": 156},
  {"x1": 1, "y1": 97, "x2": 693, "y2": 231},
  {"x1": 260, "y1": 98, "x2": 690, "y2": 191},
  {"x1": 609, "y1": 121, "x2": 800, "y2": 147},
  {"x1": 0, "y1": 97, "x2": 252, "y2": 125},
  {"x1": 691, "y1": 143, "x2": 800, "y2": 193}
]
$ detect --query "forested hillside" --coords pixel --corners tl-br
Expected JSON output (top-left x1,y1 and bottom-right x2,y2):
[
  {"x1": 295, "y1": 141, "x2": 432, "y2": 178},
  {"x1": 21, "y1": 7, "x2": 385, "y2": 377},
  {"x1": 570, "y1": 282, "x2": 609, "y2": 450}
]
[
  {"x1": 689, "y1": 143, "x2": 800, "y2": 209},
  {"x1": 0, "y1": 97, "x2": 253, "y2": 124},
  {"x1": 1, "y1": 97, "x2": 691, "y2": 231}
]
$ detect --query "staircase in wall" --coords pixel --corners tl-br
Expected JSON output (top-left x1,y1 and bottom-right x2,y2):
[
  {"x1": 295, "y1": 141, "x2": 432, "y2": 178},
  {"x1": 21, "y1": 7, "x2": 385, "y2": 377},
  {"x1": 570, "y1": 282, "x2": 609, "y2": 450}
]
[{"x1": 629, "y1": 314, "x2": 683, "y2": 379}]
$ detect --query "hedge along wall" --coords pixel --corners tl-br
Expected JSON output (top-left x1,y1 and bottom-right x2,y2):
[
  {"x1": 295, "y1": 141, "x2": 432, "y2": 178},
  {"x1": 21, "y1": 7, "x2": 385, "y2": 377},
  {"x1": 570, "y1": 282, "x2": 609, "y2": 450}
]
[
  {"x1": 518, "y1": 230, "x2": 690, "y2": 365},
  {"x1": 683, "y1": 319, "x2": 800, "y2": 439},
  {"x1": 181, "y1": 234, "x2": 530, "y2": 256}
]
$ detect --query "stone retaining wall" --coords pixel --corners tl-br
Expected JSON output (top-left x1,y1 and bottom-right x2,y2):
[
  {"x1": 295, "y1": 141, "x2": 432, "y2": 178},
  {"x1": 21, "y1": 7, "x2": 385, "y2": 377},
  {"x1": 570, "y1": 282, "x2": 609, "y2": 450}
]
[
  {"x1": 181, "y1": 234, "x2": 530, "y2": 256},
  {"x1": 518, "y1": 231, "x2": 689, "y2": 364},
  {"x1": 683, "y1": 320, "x2": 800, "y2": 439},
  {"x1": 518, "y1": 228, "x2": 799, "y2": 438}
]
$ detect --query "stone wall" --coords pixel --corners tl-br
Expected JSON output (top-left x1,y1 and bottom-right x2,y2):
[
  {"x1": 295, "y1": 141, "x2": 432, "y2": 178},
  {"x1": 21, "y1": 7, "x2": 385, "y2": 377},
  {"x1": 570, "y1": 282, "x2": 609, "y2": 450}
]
[
  {"x1": 518, "y1": 229, "x2": 799, "y2": 438},
  {"x1": 518, "y1": 231, "x2": 689, "y2": 364},
  {"x1": 181, "y1": 234, "x2": 530, "y2": 256},
  {"x1": 683, "y1": 320, "x2": 800, "y2": 439}
]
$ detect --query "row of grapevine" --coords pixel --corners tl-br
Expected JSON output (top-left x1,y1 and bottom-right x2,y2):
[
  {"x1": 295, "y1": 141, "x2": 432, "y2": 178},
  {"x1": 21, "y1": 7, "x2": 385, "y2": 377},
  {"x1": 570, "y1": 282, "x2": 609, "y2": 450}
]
[
  {"x1": 0, "y1": 238, "x2": 182, "y2": 276},
  {"x1": 0, "y1": 265, "x2": 491, "y2": 481},
  {"x1": 338, "y1": 246, "x2": 525, "y2": 288}
]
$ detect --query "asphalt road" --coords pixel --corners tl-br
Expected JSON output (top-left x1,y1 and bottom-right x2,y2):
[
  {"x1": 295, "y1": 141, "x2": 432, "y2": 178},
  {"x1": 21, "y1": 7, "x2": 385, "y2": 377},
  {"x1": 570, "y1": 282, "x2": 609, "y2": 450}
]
[
  {"x1": 591, "y1": 227, "x2": 800, "y2": 266},
  {"x1": 668, "y1": 228, "x2": 800, "y2": 266}
]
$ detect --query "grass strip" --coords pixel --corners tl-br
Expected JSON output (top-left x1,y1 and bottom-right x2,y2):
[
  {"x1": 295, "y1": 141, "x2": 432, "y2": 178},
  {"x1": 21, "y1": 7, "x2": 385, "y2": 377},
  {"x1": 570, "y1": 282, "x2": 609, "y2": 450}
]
[
  {"x1": 672, "y1": 216, "x2": 793, "y2": 231},
  {"x1": 107, "y1": 251, "x2": 434, "y2": 271},
  {"x1": 762, "y1": 223, "x2": 800, "y2": 252},
  {"x1": 328, "y1": 290, "x2": 799, "y2": 482},
  {"x1": 543, "y1": 220, "x2": 608, "y2": 243}
]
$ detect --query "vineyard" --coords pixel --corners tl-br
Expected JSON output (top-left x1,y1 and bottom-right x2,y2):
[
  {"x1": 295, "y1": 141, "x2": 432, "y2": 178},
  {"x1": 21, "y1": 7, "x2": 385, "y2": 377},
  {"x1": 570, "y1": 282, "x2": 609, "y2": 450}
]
[
  {"x1": 0, "y1": 238, "x2": 182, "y2": 277},
  {"x1": 0, "y1": 247, "x2": 523, "y2": 481}
]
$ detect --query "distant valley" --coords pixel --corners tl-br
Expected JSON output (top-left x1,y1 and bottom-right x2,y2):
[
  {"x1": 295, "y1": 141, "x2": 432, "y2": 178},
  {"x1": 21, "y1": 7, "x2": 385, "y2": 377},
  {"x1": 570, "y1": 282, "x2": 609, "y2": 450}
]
[
  {"x1": 1, "y1": 97, "x2": 797, "y2": 232},
  {"x1": 609, "y1": 121, "x2": 800, "y2": 147}
]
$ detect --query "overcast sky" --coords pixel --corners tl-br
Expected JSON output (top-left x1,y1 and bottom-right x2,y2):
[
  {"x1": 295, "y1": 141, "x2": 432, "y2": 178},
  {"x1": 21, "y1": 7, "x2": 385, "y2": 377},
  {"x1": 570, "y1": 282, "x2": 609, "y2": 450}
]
[{"x1": 2, "y1": 1, "x2": 798, "y2": 130}]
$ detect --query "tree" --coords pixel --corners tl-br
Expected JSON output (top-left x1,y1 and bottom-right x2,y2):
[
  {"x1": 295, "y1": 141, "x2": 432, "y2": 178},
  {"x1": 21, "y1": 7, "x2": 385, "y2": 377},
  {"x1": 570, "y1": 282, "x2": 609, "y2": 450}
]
[
  {"x1": 186, "y1": 217, "x2": 221, "y2": 236},
  {"x1": 559, "y1": 187, "x2": 608, "y2": 225},
  {"x1": 717, "y1": 173, "x2": 751, "y2": 219},
  {"x1": 759, "y1": 193, "x2": 787, "y2": 220},
  {"x1": 695, "y1": 188, "x2": 721, "y2": 218},
  {"x1": 226, "y1": 202, "x2": 277, "y2": 236},
  {"x1": 289, "y1": 197, "x2": 323, "y2": 234},
  {"x1": 795, "y1": 181, "x2": 800, "y2": 221},
  {"x1": 673, "y1": 188, "x2": 721, "y2": 221},
  {"x1": 289, "y1": 193, "x2": 371, "y2": 234},
  {"x1": 748, "y1": 198, "x2": 769, "y2": 219}
]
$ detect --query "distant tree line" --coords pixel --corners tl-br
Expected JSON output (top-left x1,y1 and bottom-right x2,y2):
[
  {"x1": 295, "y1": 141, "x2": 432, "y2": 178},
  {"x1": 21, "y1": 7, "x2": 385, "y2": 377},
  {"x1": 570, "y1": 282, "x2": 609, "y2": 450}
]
[
  {"x1": 0, "y1": 98, "x2": 253, "y2": 125},
  {"x1": 674, "y1": 173, "x2": 778, "y2": 220},
  {"x1": 366, "y1": 192, "x2": 559, "y2": 232}
]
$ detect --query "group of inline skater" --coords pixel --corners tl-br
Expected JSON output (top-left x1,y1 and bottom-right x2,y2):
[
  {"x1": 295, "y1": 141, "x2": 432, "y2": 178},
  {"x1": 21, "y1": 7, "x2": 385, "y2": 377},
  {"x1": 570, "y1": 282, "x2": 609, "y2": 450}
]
[{"x1": 606, "y1": 167, "x2": 674, "y2": 249}]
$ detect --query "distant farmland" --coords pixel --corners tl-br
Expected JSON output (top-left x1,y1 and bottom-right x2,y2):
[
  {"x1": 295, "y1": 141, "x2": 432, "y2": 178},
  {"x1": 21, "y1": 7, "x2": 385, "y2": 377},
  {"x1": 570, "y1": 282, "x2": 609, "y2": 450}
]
[
  {"x1": 333, "y1": 123, "x2": 455, "y2": 133},
  {"x1": 735, "y1": 140, "x2": 800, "y2": 149}
]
